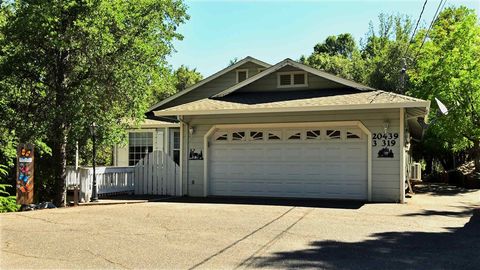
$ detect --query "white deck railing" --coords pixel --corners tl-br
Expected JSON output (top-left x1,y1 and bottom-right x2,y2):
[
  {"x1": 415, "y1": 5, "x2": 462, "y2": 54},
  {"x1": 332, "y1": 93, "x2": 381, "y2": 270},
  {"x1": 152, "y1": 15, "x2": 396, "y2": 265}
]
[
  {"x1": 66, "y1": 151, "x2": 180, "y2": 202},
  {"x1": 66, "y1": 166, "x2": 135, "y2": 202}
]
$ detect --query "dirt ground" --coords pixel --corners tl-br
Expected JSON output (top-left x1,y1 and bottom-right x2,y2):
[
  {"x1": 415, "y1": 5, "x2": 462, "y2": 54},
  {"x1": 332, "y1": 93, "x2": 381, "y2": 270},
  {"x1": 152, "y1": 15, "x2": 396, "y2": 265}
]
[{"x1": 1, "y1": 183, "x2": 479, "y2": 269}]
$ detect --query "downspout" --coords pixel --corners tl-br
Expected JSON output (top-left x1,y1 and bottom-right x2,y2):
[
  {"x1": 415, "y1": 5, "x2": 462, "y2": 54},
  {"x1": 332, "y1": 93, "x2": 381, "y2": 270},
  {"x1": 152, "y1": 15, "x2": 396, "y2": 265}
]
[{"x1": 177, "y1": 115, "x2": 188, "y2": 196}]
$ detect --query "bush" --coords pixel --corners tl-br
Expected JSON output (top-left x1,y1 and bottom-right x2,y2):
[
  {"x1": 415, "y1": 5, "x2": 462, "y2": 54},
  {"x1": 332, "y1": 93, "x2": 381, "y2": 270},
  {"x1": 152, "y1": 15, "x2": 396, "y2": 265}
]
[
  {"x1": 0, "y1": 165, "x2": 19, "y2": 213},
  {"x1": 0, "y1": 184, "x2": 19, "y2": 212}
]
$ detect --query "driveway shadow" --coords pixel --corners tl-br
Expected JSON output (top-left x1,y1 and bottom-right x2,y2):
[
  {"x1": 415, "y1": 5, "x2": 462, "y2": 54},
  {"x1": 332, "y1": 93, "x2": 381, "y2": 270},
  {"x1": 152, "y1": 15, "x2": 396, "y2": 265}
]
[
  {"x1": 401, "y1": 206, "x2": 476, "y2": 218},
  {"x1": 161, "y1": 196, "x2": 365, "y2": 209},
  {"x1": 414, "y1": 183, "x2": 479, "y2": 196},
  {"x1": 248, "y1": 209, "x2": 480, "y2": 270}
]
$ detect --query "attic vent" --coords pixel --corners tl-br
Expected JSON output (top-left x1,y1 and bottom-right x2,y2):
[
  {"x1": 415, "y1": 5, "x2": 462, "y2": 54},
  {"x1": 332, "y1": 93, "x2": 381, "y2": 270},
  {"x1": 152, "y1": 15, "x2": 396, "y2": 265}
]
[
  {"x1": 236, "y1": 69, "x2": 248, "y2": 83},
  {"x1": 277, "y1": 72, "x2": 308, "y2": 88},
  {"x1": 279, "y1": 74, "x2": 291, "y2": 86},
  {"x1": 294, "y1": 73, "x2": 305, "y2": 85}
]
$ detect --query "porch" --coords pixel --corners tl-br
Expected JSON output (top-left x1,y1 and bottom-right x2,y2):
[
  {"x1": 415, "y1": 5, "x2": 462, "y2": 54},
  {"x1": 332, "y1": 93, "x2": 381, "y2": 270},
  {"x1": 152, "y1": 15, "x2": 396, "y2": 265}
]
[{"x1": 66, "y1": 150, "x2": 181, "y2": 203}]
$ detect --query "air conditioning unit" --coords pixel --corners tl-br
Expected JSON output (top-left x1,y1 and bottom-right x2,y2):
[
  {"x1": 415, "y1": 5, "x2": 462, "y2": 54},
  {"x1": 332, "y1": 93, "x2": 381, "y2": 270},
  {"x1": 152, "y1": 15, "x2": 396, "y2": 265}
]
[{"x1": 410, "y1": 163, "x2": 422, "y2": 181}]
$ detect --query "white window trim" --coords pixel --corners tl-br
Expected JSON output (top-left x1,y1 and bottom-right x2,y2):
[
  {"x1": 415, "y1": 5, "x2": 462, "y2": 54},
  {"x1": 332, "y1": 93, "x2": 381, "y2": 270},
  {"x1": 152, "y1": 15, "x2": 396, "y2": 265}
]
[
  {"x1": 236, "y1": 69, "x2": 249, "y2": 83},
  {"x1": 277, "y1": 71, "x2": 308, "y2": 88}
]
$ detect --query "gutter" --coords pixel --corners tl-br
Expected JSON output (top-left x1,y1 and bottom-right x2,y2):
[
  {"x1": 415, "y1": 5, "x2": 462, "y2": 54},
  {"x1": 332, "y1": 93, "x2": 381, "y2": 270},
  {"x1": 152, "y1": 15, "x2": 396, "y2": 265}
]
[{"x1": 153, "y1": 101, "x2": 431, "y2": 117}]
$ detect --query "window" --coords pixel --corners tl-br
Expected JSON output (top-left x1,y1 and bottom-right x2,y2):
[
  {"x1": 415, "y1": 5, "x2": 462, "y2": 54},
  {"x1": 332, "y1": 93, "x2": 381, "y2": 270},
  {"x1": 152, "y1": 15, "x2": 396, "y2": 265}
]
[
  {"x1": 277, "y1": 72, "x2": 308, "y2": 88},
  {"x1": 326, "y1": 129, "x2": 341, "y2": 139},
  {"x1": 286, "y1": 131, "x2": 302, "y2": 140},
  {"x1": 236, "y1": 69, "x2": 248, "y2": 83},
  {"x1": 250, "y1": 131, "x2": 263, "y2": 141},
  {"x1": 128, "y1": 132, "x2": 153, "y2": 166},
  {"x1": 214, "y1": 132, "x2": 228, "y2": 141},
  {"x1": 232, "y1": 131, "x2": 246, "y2": 141},
  {"x1": 172, "y1": 131, "x2": 180, "y2": 164},
  {"x1": 306, "y1": 130, "x2": 321, "y2": 140},
  {"x1": 267, "y1": 131, "x2": 282, "y2": 140},
  {"x1": 346, "y1": 130, "x2": 361, "y2": 139}
]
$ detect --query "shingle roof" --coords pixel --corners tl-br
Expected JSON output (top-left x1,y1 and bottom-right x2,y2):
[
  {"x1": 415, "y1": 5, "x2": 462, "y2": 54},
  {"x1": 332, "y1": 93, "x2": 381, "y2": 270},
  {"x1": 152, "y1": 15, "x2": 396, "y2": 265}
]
[{"x1": 153, "y1": 89, "x2": 429, "y2": 116}]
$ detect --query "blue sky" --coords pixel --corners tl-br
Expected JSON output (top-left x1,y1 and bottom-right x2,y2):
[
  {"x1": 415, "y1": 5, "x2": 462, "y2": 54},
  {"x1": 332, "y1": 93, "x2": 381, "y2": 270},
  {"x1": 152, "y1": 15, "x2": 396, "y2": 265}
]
[{"x1": 168, "y1": 0, "x2": 480, "y2": 76}]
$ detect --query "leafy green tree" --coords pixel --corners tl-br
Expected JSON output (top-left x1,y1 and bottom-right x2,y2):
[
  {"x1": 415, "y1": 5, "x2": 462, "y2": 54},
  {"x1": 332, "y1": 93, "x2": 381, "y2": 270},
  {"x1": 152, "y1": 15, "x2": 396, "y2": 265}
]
[
  {"x1": 0, "y1": 0, "x2": 188, "y2": 206},
  {"x1": 228, "y1": 57, "x2": 239, "y2": 66},
  {"x1": 362, "y1": 14, "x2": 413, "y2": 93},
  {"x1": 302, "y1": 14, "x2": 413, "y2": 93},
  {"x1": 0, "y1": 4, "x2": 19, "y2": 167},
  {"x1": 174, "y1": 65, "x2": 203, "y2": 91},
  {"x1": 313, "y1": 33, "x2": 357, "y2": 58},
  {"x1": 151, "y1": 65, "x2": 202, "y2": 103},
  {"x1": 409, "y1": 6, "x2": 480, "y2": 173},
  {"x1": 301, "y1": 49, "x2": 367, "y2": 83}
]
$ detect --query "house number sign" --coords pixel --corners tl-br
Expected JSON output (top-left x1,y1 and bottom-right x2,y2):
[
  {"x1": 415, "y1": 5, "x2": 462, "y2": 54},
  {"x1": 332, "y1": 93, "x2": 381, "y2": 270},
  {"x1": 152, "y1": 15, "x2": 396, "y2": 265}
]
[
  {"x1": 372, "y1": 132, "x2": 399, "y2": 158},
  {"x1": 372, "y1": 132, "x2": 398, "y2": 147}
]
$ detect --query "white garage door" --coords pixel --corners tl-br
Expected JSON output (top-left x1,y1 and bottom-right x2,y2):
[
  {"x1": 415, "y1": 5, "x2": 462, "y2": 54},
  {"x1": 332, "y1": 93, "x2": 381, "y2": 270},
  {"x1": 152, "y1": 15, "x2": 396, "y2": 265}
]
[{"x1": 209, "y1": 127, "x2": 367, "y2": 200}]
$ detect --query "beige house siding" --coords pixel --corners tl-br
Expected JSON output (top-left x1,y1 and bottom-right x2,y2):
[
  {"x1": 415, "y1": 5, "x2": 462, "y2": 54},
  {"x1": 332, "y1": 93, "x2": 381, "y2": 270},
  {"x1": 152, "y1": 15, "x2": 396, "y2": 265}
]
[
  {"x1": 181, "y1": 108, "x2": 403, "y2": 202},
  {"x1": 159, "y1": 62, "x2": 266, "y2": 109}
]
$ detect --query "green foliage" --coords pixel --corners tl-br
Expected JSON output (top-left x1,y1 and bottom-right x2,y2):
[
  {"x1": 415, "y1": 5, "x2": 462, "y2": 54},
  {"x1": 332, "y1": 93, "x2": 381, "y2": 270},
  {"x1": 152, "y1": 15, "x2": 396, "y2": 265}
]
[
  {"x1": 152, "y1": 65, "x2": 203, "y2": 104},
  {"x1": 0, "y1": 165, "x2": 19, "y2": 213},
  {"x1": 301, "y1": 50, "x2": 366, "y2": 83},
  {"x1": 77, "y1": 140, "x2": 113, "y2": 166},
  {"x1": 302, "y1": 14, "x2": 413, "y2": 93},
  {"x1": 0, "y1": 0, "x2": 189, "y2": 204},
  {"x1": 314, "y1": 33, "x2": 357, "y2": 58},
  {"x1": 228, "y1": 57, "x2": 239, "y2": 66},
  {"x1": 303, "y1": 6, "x2": 479, "y2": 172},
  {"x1": 408, "y1": 6, "x2": 480, "y2": 171},
  {"x1": 174, "y1": 65, "x2": 203, "y2": 92}
]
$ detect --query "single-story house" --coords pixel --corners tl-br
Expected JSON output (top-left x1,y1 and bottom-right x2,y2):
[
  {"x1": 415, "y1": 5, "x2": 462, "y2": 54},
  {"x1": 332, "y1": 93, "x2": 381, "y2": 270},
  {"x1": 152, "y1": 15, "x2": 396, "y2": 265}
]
[{"x1": 138, "y1": 56, "x2": 429, "y2": 202}]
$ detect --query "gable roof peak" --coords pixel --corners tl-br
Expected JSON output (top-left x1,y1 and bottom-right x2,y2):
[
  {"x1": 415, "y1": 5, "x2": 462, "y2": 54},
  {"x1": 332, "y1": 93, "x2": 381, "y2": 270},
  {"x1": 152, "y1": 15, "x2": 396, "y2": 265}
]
[
  {"x1": 148, "y1": 56, "x2": 271, "y2": 112},
  {"x1": 213, "y1": 58, "x2": 374, "y2": 98}
]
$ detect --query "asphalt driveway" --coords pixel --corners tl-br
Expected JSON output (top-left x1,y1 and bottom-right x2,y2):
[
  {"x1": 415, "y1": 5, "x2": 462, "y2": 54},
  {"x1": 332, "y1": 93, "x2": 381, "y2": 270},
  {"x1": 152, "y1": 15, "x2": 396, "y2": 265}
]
[{"x1": 1, "y1": 184, "x2": 479, "y2": 269}]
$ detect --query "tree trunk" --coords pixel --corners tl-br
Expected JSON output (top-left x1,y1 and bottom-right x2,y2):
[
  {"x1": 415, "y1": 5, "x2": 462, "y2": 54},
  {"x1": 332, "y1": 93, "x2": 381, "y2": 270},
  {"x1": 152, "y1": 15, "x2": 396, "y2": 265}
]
[
  {"x1": 474, "y1": 140, "x2": 480, "y2": 174},
  {"x1": 52, "y1": 124, "x2": 67, "y2": 207},
  {"x1": 425, "y1": 156, "x2": 433, "y2": 175}
]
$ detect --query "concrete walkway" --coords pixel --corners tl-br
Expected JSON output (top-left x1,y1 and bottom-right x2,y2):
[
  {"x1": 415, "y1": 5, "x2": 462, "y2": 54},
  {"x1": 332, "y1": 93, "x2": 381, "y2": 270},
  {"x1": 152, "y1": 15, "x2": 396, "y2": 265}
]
[
  {"x1": 1, "y1": 184, "x2": 479, "y2": 269},
  {"x1": 77, "y1": 195, "x2": 173, "y2": 206}
]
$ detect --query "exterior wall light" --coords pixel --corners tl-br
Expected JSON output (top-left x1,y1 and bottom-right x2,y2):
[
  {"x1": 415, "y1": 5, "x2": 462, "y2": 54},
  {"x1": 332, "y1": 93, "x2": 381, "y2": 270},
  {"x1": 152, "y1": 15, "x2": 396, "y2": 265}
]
[{"x1": 383, "y1": 120, "x2": 390, "y2": 134}]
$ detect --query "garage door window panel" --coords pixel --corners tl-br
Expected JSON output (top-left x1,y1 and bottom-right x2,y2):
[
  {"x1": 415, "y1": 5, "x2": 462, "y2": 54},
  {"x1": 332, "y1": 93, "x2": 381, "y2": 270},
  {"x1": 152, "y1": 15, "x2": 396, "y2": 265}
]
[
  {"x1": 346, "y1": 129, "x2": 362, "y2": 140},
  {"x1": 214, "y1": 132, "x2": 229, "y2": 141},
  {"x1": 306, "y1": 130, "x2": 322, "y2": 140},
  {"x1": 249, "y1": 131, "x2": 264, "y2": 141},
  {"x1": 232, "y1": 131, "x2": 246, "y2": 141},
  {"x1": 287, "y1": 130, "x2": 303, "y2": 140},
  {"x1": 267, "y1": 131, "x2": 282, "y2": 141},
  {"x1": 326, "y1": 129, "x2": 341, "y2": 140}
]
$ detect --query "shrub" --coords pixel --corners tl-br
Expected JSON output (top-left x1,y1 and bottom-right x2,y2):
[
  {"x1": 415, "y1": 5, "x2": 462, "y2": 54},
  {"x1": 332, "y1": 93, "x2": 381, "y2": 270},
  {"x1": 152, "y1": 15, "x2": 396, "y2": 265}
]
[{"x1": 0, "y1": 165, "x2": 19, "y2": 213}]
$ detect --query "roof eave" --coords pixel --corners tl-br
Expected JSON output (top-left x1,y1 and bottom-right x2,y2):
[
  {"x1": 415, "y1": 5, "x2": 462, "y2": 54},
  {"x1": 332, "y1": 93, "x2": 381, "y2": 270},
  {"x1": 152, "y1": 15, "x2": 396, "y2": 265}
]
[{"x1": 153, "y1": 101, "x2": 431, "y2": 117}]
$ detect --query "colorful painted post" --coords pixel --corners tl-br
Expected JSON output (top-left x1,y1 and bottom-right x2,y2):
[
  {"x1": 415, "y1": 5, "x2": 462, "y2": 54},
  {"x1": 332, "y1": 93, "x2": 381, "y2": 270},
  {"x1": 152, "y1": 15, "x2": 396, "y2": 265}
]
[{"x1": 16, "y1": 143, "x2": 34, "y2": 205}]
